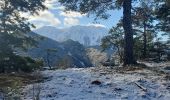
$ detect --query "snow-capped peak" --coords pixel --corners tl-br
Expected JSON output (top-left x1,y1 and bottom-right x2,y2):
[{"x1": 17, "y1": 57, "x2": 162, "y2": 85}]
[{"x1": 34, "y1": 25, "x2": 109, "y2": 46}]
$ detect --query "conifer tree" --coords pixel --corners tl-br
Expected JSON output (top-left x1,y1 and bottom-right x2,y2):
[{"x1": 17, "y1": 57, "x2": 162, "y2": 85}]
[{"x1": 0, "y1": 0, "x2": 46, "y2": 72}]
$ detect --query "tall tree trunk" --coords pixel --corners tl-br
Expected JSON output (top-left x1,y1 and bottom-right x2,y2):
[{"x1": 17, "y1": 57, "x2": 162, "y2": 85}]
[
  {"x1": 143, "y1": 20, "x2": 147, "y2": 58},
  {"x1": 123, "y1": 0, "x2": 136, "y2": 65}
]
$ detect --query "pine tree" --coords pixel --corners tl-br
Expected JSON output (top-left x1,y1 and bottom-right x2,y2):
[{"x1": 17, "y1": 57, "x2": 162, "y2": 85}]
[
  {"x1": 0, "y1": 0, "x2": 46, "y2": 72},
  {"x1": 155, "y1": 0, "x2": 170, "y2": 34},
  {"x1": 132, "y1": 1, "x2": 156, "y2": 59},
  {"x1": 101, "y1": 1, "x2": 156, "y2": 61},
  {"x1": 0, "y1": 0, "x2": 46, "y2": 47}
]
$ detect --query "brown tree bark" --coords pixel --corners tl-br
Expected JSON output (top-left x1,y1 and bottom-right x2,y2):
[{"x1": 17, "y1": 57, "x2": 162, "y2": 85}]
[{"x1": 123, "y1": 0, "x2": 136, "y2": 65}]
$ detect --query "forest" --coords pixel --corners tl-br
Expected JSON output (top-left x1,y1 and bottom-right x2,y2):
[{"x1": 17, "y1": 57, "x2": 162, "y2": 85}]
[{"x1": 0, "y1": 0, "x2": 170, "y2": 100}]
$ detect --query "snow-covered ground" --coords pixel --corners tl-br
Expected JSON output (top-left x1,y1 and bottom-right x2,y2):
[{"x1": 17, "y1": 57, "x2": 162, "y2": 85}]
[{"x1": 22, "y1": 67, "x2": 170, "y2": 100}]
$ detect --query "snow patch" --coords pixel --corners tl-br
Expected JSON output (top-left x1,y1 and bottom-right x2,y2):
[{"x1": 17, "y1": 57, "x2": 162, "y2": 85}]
[{"x1": 22, "y1": 67, "x2": 170, "y2": 100}]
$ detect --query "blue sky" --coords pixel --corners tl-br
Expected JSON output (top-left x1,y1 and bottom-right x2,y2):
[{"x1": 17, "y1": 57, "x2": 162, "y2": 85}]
[
  {"x1": 24, "y1": 0, "x2": 122, "y2": 29},
  {"x1": 22, "y1": 0, "x2": 168, "y2": 40}
]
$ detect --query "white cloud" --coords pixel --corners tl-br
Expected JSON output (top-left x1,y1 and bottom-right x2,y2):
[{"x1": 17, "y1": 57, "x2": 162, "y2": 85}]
[
  {"x1": 60, "y1": 10, "x2": 86, "y2": 27},
  {"x1": 20, "y1": 0, "x2": 87, "y2": 28},
  {"x1": 86, "y1": 23, "x2": 106, "y2": 28},
  {"x1": 56, "y1": 6, "x2": 65, "y2": 10},
  {"x1": 44, "y1": 0, "x2": 58, "y2": 9},
  {"x1": 60, "y1": 11, "x2": 86, "y2": 18},
  {"x1": 44, "y1": 0, "x2": 66, "y2": 10},
  {"x1": 64, "y1": 18, "x2": 79, "y2": 26},
  {"x1": 20, "y1": 10, "x2": 61, "y2": 29},
  {"x1": 26, "y1": 10, "x2": 61, "y2": 28}
]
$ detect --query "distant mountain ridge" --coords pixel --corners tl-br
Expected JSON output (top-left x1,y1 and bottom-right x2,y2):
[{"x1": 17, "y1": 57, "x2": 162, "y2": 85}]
[
  {"x1": 34, "y1": 25, "x2": 108, "y2": 46},
  {"x1": 24, "y1": 32, "x2": 93, "y2": 68}
]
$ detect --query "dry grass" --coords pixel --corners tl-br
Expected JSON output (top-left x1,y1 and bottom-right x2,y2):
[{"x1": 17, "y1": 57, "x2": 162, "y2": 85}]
[
  {"x1": 0, "y1": 72, "x2": 44, "y2": 99},
  {"x1": 115, "y1": 65, "x2": 144, "y2": 72},
  {"x1": 0, "y1": 72, "x2": 43, "y2": 94},
  {"x1": 0, "y1": 73, "x2": 41, "y2": 89}
]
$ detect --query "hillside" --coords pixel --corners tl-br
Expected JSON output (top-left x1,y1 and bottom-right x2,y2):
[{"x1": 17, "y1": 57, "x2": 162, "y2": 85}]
[
  {"x1": 25, "y1": 32, "x2": 93, "y2": 68},
  {"x1": 34, "y1": 25, "x2": 108, "y2": 46}
]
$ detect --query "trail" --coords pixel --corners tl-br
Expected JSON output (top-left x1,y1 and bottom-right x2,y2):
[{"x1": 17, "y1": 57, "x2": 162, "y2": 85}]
[{"x1": 22, "y1": 67, "x2": 170, "y2": 100}]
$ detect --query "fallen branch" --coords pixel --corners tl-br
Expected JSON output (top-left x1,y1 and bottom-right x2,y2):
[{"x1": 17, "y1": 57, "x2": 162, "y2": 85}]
[{"x1": 134, "y1": 82, "x2": 147, "y2": 92}]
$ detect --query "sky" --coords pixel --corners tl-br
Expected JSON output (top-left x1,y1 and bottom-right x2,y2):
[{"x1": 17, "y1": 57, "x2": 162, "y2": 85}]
[
  {"x1": 23, "y1": 0, "x2": 122, "y2": 30},
  {"x1": 21, "y1": 0, "x2": 168, "y2": 40}
]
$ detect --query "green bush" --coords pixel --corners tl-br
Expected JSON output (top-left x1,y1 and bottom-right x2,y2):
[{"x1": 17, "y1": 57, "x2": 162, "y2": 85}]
[{"x1": 0, "y1": 54, "x2": 43, "y2": 73}]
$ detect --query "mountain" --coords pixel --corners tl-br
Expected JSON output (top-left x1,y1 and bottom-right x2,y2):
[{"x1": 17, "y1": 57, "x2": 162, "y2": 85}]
[
  {"x1": 24, "y1": 32, "x2": 93, "y2": 68},
  {"x1": 34, "y1": 25, "x2": 108, "y2": 46},
  {"x1": 86, "y1": 45, "x2": 116, "y2": 66}
]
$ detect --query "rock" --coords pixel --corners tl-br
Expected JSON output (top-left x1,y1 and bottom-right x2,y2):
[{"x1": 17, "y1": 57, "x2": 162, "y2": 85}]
[
  {"x1": 91, "y1": 80, "x2": 102, "y2": 85},
  {"x1": 47, "y1": 94, "x2": 52, "y2": 98},
  {"x1": 114, "y1": 88, "x2": 122, "y2": 91},
  {"x1": 164, "y1": 66, "x2": 170, "y2": 70}
]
